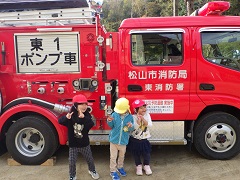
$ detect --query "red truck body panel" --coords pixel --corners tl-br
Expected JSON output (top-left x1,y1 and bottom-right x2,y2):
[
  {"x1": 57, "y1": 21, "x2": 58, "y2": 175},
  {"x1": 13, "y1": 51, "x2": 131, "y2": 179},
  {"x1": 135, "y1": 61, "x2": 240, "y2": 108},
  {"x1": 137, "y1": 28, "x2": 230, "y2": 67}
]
[{"x1": 1, "y1": 1, "x2": 240, "y2": 163}]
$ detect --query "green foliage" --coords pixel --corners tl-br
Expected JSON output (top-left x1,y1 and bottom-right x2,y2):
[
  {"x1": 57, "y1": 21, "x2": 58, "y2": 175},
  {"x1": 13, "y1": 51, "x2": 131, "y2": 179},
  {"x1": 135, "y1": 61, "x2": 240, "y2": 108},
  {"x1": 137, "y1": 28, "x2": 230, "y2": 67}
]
[
  {"x1": 101, "y1": 0, "x2": 127, "y2": 31},
  {"x1": 101, "y1": 0, "x2": 239, "y2": 32},
  {"x1": 226, "y1": 0, "x2": 240, "y2": 16}
]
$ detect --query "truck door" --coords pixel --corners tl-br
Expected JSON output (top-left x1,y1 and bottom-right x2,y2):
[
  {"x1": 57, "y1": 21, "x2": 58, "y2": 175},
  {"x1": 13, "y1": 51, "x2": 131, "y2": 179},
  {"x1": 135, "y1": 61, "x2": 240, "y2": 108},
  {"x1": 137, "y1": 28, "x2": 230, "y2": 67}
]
[
  {"x1": 122, "y1": 28, "x2": 191, "y2": 121},
  {"x1": 196, "y1": 28, "x2": 240, "y2": 102}
]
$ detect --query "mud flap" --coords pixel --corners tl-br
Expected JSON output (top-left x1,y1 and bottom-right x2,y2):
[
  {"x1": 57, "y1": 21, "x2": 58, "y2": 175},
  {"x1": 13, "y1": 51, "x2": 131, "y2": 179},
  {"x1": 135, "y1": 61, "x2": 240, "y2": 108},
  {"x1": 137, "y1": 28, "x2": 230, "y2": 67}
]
[
  {"x1": 0, "y1": 139, "x2": 7, "y2": 156},
  {"x1": 0, "y1": 91, "x2": 6, "y2": 155}
]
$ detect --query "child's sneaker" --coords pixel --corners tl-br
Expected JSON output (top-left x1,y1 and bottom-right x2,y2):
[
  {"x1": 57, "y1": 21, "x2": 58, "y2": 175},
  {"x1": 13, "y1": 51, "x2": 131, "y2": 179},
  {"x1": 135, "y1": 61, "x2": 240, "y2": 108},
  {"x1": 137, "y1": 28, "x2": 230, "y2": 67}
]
[
  {"x1": 136, "y1": 165, "x2": 143, "y2": 176},
  {"x1": 88, "y1": 170, "x2": 100, "y2": 179},
  {"x1": 143, "y1": 165, "x2": 152, "y2": 175},
  {"x1": 69, "y1": 177, "x2": 76, "y2": 180},
  {"x1": 117, "y1": 167, "x2": 127, "y2": 176},
  {"x1": 110, "y1": 171, "x2": 120, "y2": 180}
]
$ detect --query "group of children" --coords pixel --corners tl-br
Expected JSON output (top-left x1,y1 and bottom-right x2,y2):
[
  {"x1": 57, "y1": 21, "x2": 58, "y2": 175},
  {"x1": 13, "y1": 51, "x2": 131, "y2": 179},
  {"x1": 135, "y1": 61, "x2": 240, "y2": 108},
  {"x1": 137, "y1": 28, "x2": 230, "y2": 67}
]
[{"x1": 59, "y1": 95, "x2": 153, "y2": 180}]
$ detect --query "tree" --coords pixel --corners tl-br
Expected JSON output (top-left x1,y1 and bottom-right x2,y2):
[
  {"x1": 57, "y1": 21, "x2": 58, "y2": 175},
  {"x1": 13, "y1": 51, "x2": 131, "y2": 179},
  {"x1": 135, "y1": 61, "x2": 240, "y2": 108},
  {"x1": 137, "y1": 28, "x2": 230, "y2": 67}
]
[
  {"x1": 173, "y1": 0, "x2": 179, "y2": 16},
  {"x1": 101, "y1": 0, "x2": 239, "y2": 32},
  {"x1": 185, "y1": 0, "x2": 194, "y2": 15},
  {"x1": 226, "y1": 0, "x2": 240, "y2": 16},
  {"x1": 102, "y1": 0, "x2": 128, "y2": 31},
  {"x1": 131, "y1": 0, "x2": 147, "y2": 17}
]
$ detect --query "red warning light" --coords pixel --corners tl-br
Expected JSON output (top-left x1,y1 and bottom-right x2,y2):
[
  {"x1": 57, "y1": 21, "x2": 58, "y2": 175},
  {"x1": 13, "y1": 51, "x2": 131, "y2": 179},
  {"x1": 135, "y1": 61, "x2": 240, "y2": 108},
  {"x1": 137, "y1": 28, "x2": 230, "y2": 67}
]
[{"x1": 197, "y1": 1, "x2": 230, "y2": 16}]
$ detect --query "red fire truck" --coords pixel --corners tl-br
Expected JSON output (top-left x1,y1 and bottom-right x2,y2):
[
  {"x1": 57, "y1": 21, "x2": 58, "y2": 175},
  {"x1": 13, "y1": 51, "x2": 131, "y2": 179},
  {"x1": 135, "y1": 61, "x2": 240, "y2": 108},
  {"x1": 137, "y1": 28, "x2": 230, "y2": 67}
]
[{"x1": 1, "y1": 0, "x2": 240, "y2": 165}]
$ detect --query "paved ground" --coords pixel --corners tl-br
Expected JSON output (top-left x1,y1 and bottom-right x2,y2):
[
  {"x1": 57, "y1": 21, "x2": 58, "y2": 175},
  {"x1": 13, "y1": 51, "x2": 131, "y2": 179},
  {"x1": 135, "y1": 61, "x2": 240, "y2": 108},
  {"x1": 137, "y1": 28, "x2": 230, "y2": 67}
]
[{"x1": 0, "y1": 145, "x2": 240, "y2": 180}]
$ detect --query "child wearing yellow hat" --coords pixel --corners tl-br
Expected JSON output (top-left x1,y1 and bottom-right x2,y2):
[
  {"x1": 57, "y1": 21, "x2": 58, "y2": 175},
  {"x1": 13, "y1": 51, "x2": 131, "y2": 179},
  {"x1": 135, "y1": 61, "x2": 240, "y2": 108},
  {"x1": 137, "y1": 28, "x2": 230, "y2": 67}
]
[{"x1": 107, "y1": 97, "x2": 134, "y2": 180}]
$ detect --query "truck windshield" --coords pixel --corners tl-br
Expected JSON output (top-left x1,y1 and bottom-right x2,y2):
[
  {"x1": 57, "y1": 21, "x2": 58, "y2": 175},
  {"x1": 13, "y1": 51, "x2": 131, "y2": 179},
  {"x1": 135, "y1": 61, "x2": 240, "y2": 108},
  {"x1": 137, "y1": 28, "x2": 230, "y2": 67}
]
[
  {"x1": 201, "y1": 31, "x2": 240, "y2": 70},
  {"x1": 131, "y1": 32, "x2": 183, "y2": 66}
]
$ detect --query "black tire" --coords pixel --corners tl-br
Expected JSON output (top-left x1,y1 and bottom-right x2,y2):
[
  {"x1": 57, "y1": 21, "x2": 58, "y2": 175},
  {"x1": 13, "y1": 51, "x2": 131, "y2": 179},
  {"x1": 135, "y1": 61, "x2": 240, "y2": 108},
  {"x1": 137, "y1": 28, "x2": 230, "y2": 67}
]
[
  {"x1": 194, "y1": 112, "x2": 240, "y2": 160},
  {"x1": 6, "y1": 116, "x2": 59, "y2": 165}
]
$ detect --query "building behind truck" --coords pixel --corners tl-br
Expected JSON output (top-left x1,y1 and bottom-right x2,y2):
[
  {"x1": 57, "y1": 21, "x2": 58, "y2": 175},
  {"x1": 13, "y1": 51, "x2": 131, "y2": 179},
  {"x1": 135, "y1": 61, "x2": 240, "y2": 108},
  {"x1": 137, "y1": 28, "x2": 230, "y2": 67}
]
[{"x1": 1, "y1": 0, "x2": 240, "y2": 165}]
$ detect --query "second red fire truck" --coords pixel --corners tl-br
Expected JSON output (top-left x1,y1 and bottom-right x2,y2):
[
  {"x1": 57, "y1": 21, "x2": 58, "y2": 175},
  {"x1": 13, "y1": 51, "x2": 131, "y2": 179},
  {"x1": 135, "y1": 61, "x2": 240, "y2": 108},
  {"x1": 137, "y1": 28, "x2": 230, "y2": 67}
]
[{"x1": 1, "y1": 0, "x2": 240, "y2": 164}]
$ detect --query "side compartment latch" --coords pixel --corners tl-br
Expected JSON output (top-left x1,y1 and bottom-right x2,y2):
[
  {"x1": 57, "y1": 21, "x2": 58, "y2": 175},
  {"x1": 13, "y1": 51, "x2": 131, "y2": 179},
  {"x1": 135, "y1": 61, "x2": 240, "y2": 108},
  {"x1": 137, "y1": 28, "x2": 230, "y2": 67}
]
[{"x1": 105, "y1": 83, "x2": 112, "y2": 94}]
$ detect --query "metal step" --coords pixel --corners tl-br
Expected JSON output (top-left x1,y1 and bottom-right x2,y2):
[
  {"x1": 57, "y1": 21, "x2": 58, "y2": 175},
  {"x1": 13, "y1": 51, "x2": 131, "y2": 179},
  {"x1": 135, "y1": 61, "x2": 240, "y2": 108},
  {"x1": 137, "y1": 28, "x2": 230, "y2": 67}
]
[
  {"x1": 89, "y1": 121, "x2": 187, "y2": 146},
  {"x1": 89, "y1": 134, "x2": 187, "y2": 146},
  {"x1": 149, "y1": 139, "x2": 187, "y2": 145},
  {"x1": 89, "y1": 134, "x2": 110, "y2": 145}
]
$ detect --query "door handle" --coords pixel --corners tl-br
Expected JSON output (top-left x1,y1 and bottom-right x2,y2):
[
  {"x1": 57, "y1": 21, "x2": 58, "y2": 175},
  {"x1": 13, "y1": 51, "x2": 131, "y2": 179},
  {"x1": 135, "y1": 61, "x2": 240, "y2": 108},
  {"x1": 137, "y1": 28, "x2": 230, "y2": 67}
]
[
  {"x1": 128, "y1": 85, "x2": 142, "y2": 92},
  {"x1": 199, "y1": 83, "x2": 215, "y2": 90}
]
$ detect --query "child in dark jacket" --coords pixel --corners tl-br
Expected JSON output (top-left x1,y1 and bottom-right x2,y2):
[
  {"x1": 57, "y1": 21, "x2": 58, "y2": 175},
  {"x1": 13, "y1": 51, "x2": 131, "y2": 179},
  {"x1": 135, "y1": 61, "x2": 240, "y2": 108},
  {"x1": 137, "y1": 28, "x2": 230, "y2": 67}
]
[{"x1": 58, "y1": 94, "x2": 99, "y2": 180}]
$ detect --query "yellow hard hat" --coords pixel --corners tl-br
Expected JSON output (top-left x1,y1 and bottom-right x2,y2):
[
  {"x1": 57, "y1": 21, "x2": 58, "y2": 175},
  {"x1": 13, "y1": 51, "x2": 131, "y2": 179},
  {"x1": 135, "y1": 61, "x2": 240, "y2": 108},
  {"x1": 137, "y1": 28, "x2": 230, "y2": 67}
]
[{"x1": 114, "y1": 97, "x2": 130, "y2": 114}]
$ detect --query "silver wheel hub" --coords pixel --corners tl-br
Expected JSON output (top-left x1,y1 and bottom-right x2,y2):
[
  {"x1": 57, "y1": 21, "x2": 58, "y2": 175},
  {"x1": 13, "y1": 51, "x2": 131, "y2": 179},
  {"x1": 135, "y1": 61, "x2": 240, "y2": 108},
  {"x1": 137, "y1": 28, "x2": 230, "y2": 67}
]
[
  {"x1": 15, "y1": 128, "x2": 45, "y2": 157},
  {"x1": 205, "y1": 123, "x2": 236, "y2": 152}
]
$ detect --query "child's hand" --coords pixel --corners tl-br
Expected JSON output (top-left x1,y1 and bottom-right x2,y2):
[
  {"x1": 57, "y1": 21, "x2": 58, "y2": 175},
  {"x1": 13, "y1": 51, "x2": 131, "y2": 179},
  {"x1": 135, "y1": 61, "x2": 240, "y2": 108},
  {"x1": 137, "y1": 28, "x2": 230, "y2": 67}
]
[
  {"x1": 79, "y1": 111, "x2": 84, "y2": 118},
  {"x1": 127, "y1": 122, "x2": 132, "y2": 128},
  {"x1": 107, "y1": 115, "x2": 114, "y2": 121},
  {"x1": 66, "y1": 112, "x2": 74, "y2": 119},
  {"x1": 137, "y1": 114, "x2": 144, "y2": 120},
  {"x1": 136, "y1": 115, "x2": 143, "y2": 125},
  {"x1": 137, "y1": 114, "x2": 148, "y2": 126}
]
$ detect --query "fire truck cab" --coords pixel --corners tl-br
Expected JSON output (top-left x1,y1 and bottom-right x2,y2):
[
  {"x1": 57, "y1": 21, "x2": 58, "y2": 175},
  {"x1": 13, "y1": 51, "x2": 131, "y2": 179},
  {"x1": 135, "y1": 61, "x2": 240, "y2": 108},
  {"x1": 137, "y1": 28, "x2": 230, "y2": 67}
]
[{"x1": 1, "y1": 0, "x2": 240, "y2": 164}]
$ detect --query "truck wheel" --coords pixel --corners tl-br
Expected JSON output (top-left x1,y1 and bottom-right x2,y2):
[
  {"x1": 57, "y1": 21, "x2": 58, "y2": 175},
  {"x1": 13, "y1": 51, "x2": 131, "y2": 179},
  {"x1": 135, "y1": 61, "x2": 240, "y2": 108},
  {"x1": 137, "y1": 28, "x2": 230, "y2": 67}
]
[
  {"x1": 6, "y1": 116, "x2": 58, "y2": 165},
  {"x1": 194, "y1": 112, "x2": 240, "y2": 160}
]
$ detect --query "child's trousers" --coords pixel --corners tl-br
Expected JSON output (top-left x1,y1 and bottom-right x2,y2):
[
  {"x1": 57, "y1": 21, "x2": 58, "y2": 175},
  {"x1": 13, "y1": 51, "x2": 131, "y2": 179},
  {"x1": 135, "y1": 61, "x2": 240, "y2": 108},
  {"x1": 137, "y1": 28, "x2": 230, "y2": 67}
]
[
  {"x1": 110, "y1": 142, "x2": 126, "y2": 172},
  {"x1": 69, "y1": 145, "x2": 95, "y2": 177}
]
